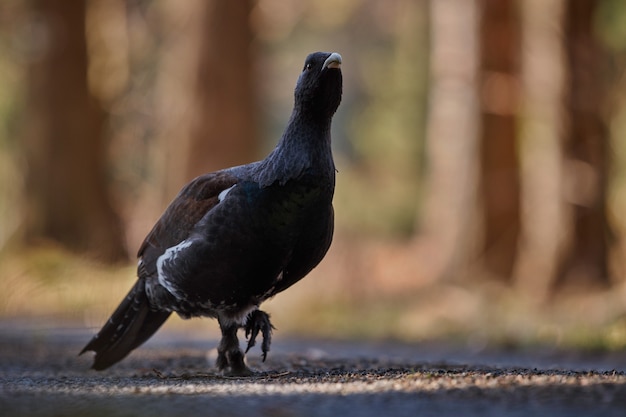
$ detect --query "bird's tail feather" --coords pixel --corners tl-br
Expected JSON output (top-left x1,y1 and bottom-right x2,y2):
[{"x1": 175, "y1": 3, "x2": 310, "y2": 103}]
[{"x1": 80, "y1": 280, "x2": 171, "y2": 370}]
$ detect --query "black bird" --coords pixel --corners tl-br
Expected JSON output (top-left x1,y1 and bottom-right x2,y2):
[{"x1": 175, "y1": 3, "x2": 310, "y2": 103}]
[{"x1": 81, "y1": 51, "x2": 343, "y2": 376}]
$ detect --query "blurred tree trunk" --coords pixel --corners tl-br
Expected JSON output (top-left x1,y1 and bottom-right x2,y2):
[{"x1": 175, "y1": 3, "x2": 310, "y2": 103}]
[
  {"x1": 189, "y1": 0, "x2": 258, "y2": 176},
  {"x1": 162, "y1": 0, "x2": 258, "y2": 199},
  {"x1": 514, "y1": 0, "x2": 565, "y2": 298},
  {"x1": 554, "y1": 0, "x2": 611, "y2": 290},
  {"x1": 478, "y1": 0, "x2": 522, "y2": 282},
  {"x1": 419, "y1": 0, "x2": 480, "y2": 282},
  {"x1": 21, "y1": 0, "x2": 127, "y2": 262}
]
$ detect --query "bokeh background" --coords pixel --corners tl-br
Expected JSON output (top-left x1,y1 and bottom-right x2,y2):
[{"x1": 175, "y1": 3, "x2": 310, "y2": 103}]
[{"x1": 1, "y1": 0, "x2": 626, "y2": 351}]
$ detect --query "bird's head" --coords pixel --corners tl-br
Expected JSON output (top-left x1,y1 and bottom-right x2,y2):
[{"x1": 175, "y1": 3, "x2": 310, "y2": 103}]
[{"x1": 294, "y1": 52, "x2": 343, "y2": 120}]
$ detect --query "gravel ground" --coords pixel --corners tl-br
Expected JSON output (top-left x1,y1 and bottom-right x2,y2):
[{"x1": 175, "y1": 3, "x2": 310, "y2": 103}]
[{"x1": 1, "y1": 321, "x2": 626, "y2": 417}]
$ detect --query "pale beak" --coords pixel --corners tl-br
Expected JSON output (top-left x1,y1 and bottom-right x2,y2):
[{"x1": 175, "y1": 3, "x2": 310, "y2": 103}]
[{"x1": 323, "y1": 52, "x2": 342, "y2": 70}]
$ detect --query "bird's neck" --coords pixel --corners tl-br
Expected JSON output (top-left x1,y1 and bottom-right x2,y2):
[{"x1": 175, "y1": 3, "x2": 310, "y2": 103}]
[
  {"x1": 280, "y1": 109, "x2": 332, "y2": 151},
  {"x1": 255, "y1": 110, "x2": 335, "y2": 187}
]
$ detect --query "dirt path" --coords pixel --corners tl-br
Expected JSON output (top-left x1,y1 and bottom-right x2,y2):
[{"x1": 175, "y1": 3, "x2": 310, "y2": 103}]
[{"x1": 1, "y1": 321, "x2": 625, "y2": 417}]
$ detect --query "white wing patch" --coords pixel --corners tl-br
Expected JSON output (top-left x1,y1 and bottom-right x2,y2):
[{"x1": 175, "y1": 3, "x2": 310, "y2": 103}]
[
  {"x1": 156, "y1": 239, "x2": 194, "y2": 295},
  {"x1": 218, "y1": 184, "x2": 237, "y2": 202}
]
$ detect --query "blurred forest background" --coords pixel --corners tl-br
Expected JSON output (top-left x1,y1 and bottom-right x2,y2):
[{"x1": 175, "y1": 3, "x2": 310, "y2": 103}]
[{"x1": 1, "y1": 0, "x2": 626, "y2": 350}]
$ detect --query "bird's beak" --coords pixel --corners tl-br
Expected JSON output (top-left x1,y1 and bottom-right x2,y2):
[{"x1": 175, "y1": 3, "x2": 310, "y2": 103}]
[{"x1": 323, "y1": 53, "x2": 342, "y2": 71}]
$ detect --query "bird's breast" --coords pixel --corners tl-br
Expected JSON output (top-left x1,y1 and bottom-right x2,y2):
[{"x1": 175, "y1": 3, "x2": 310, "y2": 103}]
[{"x1": 155, "y1": 176, "x2": 334, "y2": 316}]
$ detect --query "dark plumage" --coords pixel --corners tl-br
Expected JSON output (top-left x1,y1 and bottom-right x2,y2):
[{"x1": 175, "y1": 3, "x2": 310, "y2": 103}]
[{"x1": 81, "y1": 51, "x2": 343, "y2": 375}]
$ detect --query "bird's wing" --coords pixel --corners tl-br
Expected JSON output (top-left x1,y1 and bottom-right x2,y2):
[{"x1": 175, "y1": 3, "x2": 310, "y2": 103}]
[{"x1": 137, "y1": 171, "x2": 239, "y2": 277}]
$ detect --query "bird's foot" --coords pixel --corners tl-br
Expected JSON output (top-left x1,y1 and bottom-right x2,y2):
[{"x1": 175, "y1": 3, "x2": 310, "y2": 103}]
[
  {"x1": 216, "y1": 319, "x2": 254, "y2": 377},
  {"x1": 216, "y1": 344, "x2": 253, "y2": 377},
  {"x1": 244, "y1": 310, "x2": 274, "y2": 362}
]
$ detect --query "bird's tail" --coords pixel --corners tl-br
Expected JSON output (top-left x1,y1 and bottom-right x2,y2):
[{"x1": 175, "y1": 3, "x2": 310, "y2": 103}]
[{"x1": 80, "y1": 280, "x2": 171, "y2": 370}]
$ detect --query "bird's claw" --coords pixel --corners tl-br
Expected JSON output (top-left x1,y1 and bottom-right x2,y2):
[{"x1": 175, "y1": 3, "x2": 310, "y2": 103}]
[{"x1": 244, "y1": 310, "x2": 274, "y2": 362}]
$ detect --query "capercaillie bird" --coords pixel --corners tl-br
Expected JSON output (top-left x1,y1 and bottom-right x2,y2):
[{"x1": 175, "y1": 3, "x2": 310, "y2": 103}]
[{"x1": 81, "y1": 51, "x2": 343, "y2": 376}]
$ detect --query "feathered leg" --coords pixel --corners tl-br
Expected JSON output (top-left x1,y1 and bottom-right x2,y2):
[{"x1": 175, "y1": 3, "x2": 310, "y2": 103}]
[{"x1": 216, "y1": 315, "x2": 251, "y2": 376}]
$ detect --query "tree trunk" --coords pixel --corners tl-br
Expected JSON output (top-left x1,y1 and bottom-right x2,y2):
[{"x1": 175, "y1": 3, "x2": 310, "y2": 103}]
[
  {"x1": 190, "y1": 0, "x2": 258, "y2": 176},
  {"x1": 21, "y1": 0, "x2": 127, "y2": 262},
  {"x1": 554, "y1": 0, "x2": 611, "y2": 290},
  {"x1": 418, "y1": 0, "x2": 480, "y2": 282},
  {"x1": 161, "y1": 0, "x2": 258, "y2": 199},
  {"x1": 514, "y1": 0, "x2": 565, "y2": 298},
  {"x1": 478, "y1": 0, "x2": 522, "y2": 282}
]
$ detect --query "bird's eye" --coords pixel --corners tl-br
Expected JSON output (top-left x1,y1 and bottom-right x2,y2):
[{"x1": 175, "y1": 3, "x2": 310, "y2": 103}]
[{"x1": 304, "y1": 63, "x2": 312, "y2": 72}]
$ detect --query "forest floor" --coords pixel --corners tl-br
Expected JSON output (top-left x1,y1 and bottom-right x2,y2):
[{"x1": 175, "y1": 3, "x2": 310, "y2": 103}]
[
  {"x1": 1, "y1": 320, "x2": 626, "y2": 417},
  {"x1": 2, "y1": 247, "x2": 626, "y2": 415}
]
